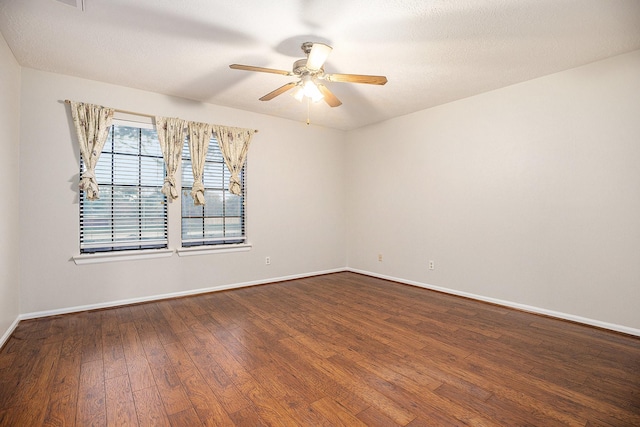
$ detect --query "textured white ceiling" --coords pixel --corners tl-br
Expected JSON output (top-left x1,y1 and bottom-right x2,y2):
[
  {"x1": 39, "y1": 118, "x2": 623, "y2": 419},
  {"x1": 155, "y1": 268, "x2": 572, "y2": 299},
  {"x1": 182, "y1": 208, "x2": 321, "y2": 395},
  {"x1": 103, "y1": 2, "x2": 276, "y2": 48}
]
[{"x1": 1, "y1": 0, "x2": 640, "y2": 130}]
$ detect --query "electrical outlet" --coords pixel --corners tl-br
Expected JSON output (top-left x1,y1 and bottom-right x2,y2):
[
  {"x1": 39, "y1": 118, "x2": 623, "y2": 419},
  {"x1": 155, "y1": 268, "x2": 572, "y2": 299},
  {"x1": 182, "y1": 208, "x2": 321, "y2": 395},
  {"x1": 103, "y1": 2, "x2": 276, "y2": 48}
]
[
  {"x1": 265, "y1": 256, "x2": 271, "y2": 265},
  {"x1": 378, "y1": 254, "x2": 383, "y2": 262},
  {"x1": 429, "y1": 260, "x2": 435, "y2": 270}
]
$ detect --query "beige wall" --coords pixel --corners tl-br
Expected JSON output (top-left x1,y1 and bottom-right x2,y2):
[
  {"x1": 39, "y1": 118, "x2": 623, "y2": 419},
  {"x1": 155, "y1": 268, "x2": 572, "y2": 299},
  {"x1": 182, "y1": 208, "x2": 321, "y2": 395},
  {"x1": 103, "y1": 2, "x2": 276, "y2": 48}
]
[
  {"x1": 0, "y1": 30, "x2": 21, "y2": 343},
  {"x1": 2, "y1": 46, "x2": 639, "y2": 343},
  {"x1": 18, "y1": 68, "x2": 346, "y2": 315},
  {"x1": 346, "y1": 50, "x2": 640, "y2": 333}
]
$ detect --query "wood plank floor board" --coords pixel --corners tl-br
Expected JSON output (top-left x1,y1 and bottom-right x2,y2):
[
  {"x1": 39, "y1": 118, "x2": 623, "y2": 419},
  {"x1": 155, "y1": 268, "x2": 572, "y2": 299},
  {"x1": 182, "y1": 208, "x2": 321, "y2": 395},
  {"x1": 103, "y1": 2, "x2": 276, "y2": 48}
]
[
  {"x1": 43, "y1": 334, "x2": 83, "y2": 426},
  {"x1": 3, "y1": 341, "x2": 62, "y2": 426},
  {"x1": 310, "y1": 396, "x2": 369, "y2": 426},
  {"x1": 167, "y1": 407, "x2": 202, "y2": 426},
  {"x1": 330, "y1": 353, "x2": 480, "y2": 426},
  {"x1": 102, "y1": 313, "x2": 128, "y2": 381},
  {"x1": 188, "y1": 321, "x2": 255, "y2": 390},
  {"x1": 105, "y1": 374, "x2": 138, "y2": 426},
  {"x1": 460, "y1": 351, "x2": 639, "y2": 426},
  {"x1": 76, "y1": 358, "x2": 106, "y2": 426},
  {"x1": 176, "y1": 370, "x2": 235, "y2": 426},
  {"x1": 0, "y1": 350, "x2": 15, "y2": 371},
  {"x1": 42, "y1": 390, "x2": 77, "y2": 427},
  {"x1": 227, "y1": 406, "x2": 268, "y2": 426},
  {"x1": 249, "y1": 366, "x2": 335, "y2": 426},
  {"x1": 80, "y1": 312, "x2": 104, "y2": 365},
  {"x1": 141, "y1": 303, "x2": 179, "y2": 346},
  {"x1": 111, "y1": 305, "x2": 136, "y2": 325},
  {"x1": 450, "y1": 384, "x2": 565, "y2": 427},
  {"x1": 364, "y1": 349, "x2": 491, "y2": 405},
  {"x1": 119, "y1": 322, "x2": 155, "y2": 393},
  {"x1": 277, "y1": 311, "x2": 361, "y2": 359},
  {"x1": 132, "y1": 386, "x2": 171, "y2": 427},
  {"x1": 280, "y1": 338, "x2": 416, "y2": 425},
  {"x1": 446, "y1": 364, "x2": 581, "y2": 426},
  {"x1": 580, "y1": 375, "x2": 640, "y2": 412},
  {"x1": 234, "y1": 377, "x2": 301, "y2": 426},
  {"x1": 1, "y1": 272, "x2": 639, "y2": 425},
  {"x1": 147, "y1": 352, "x2": 193, "y2": 416},
  {"x1": 156, "y1": 300, "x2": 191, "y2": 336},
  {"x1": 356, "y1": 404, "x2": 412, "y2": 427},
  {"x1": 161, "y1": 340, "x2": 237, "y2": 426},
  {"x1": 279, "y1": 293, "x2": 413, "y2": 359},
  {"x1": 269, "y1": 337, "x2": 372, "y2": 416},
  {"x1": 303, "y1": 300, "x2": 430, "y2": 355}
]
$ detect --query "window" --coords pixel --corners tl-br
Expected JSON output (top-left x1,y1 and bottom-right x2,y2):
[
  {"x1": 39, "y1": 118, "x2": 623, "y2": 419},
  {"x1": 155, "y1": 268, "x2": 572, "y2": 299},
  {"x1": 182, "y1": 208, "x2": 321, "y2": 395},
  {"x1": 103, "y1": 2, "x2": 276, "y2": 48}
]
[
  {"x1": 181, "y1": 135, "x2": 246, "y2": 247},
  {"x1": 79, "y1": 120, "x2": 167, "y2": 253}
]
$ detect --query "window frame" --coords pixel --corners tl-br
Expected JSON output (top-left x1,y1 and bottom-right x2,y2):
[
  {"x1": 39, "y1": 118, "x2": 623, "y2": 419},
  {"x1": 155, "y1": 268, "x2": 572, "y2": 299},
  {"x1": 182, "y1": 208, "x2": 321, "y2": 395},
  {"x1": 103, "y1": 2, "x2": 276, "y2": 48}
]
[
  {"x1": 73, "y1": 115, "x2": 252, "y2": 264},
  {"x1": 179, "y1": 133, "x2": 248, "y2": 249}
]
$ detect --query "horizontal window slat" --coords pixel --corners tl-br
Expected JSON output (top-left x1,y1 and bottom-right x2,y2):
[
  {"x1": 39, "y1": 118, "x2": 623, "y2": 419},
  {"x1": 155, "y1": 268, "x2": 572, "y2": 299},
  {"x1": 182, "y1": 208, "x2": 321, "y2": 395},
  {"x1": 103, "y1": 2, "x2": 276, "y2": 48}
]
[
  {"x1": 81, "y1": 209, "x2": 166, "y2": 214},
  {"x1": 182, "y1": 236, "x2": 246, "y2": 244},
  {"x1": 81, "y1": 223, "x2": 166, "y2": 228},
  {"x1": 81, "y1": 242, "x2": 167, "y2": 250}
]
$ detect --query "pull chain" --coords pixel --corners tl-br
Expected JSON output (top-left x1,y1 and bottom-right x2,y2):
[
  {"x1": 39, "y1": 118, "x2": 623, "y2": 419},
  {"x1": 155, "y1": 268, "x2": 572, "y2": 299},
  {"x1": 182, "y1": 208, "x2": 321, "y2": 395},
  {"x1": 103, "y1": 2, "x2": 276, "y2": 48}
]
[{"x1": 306, "y1": 97, "x2": 311, "y2": 125}]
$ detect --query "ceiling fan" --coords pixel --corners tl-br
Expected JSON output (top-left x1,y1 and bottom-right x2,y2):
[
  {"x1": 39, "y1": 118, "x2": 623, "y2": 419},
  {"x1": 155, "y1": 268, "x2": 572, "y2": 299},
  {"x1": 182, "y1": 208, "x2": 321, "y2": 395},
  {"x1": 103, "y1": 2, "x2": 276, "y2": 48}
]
[{"x1": 229, "y1": 42, "x2": 387, "y2": 108}]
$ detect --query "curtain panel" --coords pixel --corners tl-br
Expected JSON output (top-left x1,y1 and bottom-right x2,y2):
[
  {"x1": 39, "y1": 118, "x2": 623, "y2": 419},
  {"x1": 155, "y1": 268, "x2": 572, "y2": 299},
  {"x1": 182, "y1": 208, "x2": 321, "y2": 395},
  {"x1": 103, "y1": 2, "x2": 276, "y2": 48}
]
[
  {"x1": 156, "y1": 116, "x2": 187, "y2": 202},
  {"x1": 187, "y1": 121, "x2": 213, "y2": 205},
  {"x1": 212, "y1": 125, "x2": 255, "y2": 196},
  {"x1": 70, "y1": 101, "x2": 115, "y2": 200}
]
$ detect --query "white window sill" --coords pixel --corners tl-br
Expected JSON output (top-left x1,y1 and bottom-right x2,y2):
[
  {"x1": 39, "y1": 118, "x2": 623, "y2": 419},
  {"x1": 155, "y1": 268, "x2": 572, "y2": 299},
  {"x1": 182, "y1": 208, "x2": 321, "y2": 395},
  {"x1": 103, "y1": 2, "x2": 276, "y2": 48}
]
[
  {"x1": 177, "y1": 243, "x2": 252, "y2": 257},
  {"x1": 72, "y1": 243, "x2": 252, "y2": 264},
  {"x1": 73, "y1": 248, "x2": 174, "y2": 265}
]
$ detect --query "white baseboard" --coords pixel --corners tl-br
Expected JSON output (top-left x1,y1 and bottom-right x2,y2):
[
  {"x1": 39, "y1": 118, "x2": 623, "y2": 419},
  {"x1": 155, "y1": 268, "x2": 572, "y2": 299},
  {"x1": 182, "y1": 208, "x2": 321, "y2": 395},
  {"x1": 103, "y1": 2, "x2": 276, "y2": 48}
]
[
  {"x1": 0, "y1": 316, "x2": 20, "y2": 350},
  {"x1": 11, "y1": 267, "x2": 639, "y2": 339},
  {"x1": 347, "y1": 268, "x2": 640, "y2": 337},
  {"x1": 18, "y1": 268, "x2": 346, "y2": 321}
]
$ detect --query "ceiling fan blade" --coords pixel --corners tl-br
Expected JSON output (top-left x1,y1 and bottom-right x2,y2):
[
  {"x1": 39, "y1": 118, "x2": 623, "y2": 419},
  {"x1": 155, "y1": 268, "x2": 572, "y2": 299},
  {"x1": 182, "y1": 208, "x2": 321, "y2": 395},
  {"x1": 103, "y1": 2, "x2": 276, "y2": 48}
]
[
  {"x1": 306, "y1": 43, "x2": 332, "y2": 71},
  {"x1": 325, "y1": 73, "x2": 388, "y2": 85},
  {"x1": 317, "y1": 84, "x2": 342, "y2": 107},
  {"x1": 229, "y1": 64, "x2": 292, "y2": 76},
  {"x1": 259, "y1": 82, "x2": 298, "y2": 101}
]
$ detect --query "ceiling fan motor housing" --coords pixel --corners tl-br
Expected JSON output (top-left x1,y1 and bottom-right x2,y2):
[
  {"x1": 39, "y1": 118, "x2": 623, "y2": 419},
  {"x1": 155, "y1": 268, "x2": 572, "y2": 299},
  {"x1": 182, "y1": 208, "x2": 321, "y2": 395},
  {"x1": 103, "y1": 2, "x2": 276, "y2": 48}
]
[
  {"x1": 293, "y1": 58, "x2": 322, "y2": 77},
  {"x1": 301, "y1": 42, "x2": 314, "y2": 55}
]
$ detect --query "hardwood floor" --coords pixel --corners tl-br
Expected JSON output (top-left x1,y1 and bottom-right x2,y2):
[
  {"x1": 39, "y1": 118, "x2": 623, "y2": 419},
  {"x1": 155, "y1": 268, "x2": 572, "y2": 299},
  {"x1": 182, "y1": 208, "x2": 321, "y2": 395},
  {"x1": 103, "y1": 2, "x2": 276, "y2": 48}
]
[{"x1": 0, "y1": 272, "x2": 639, "y2": 426}]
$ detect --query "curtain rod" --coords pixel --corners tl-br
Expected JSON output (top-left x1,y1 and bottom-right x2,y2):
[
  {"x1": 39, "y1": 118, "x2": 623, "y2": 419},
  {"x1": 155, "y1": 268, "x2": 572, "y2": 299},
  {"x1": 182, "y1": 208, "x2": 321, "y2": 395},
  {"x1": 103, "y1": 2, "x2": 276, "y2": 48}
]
[{"x1": 64, "y1": 100, "x2": 258, "y2": 133}]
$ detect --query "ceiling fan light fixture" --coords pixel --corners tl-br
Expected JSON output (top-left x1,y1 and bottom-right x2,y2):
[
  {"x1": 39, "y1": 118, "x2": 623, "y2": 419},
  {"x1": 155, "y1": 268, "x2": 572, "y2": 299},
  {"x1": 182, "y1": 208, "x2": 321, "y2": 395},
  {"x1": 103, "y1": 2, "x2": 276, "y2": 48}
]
[
  {"x1": 292, "y1": 85, "x2": 304, "y2": 102},
  {"x1": 306, "y1": 43, "x2": 332, "y2": 71},
  {"x1": 302, "y1": 77, "x2": 324, "y2": 102}
]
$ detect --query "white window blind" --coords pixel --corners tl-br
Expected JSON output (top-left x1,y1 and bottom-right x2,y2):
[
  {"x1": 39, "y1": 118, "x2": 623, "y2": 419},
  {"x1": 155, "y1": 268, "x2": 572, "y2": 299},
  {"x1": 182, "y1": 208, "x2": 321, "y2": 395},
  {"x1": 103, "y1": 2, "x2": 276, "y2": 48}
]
[
  {"x1": 181, "y1": 136, "x2": 246, "y2": 246},
  {"x1": 79, "y1": 120, "x2": 167, "y2": 253}
]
